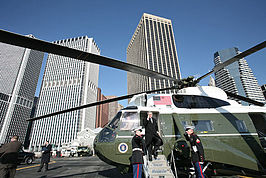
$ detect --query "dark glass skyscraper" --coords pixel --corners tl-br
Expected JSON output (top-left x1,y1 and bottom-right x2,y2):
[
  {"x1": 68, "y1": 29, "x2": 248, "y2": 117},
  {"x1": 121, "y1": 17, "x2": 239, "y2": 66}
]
[
  {"x1": 214, "y1": 47, "x2": 265, "y2": 105},
  {"x1": 127, "y1": 13, "x2": 181, "y2": 94}
]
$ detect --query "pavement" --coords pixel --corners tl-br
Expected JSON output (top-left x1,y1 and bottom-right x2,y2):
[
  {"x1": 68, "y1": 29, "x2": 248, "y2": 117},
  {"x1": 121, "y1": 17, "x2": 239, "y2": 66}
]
[{"x1": 15, "y1": 156, "x2": 132, "y2": 178}]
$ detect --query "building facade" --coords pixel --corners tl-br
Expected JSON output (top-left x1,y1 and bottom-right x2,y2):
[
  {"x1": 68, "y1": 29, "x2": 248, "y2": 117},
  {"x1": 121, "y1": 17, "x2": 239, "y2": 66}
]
[
  {"x1": 105, "y1": 96, "x2": 123, "y2": 121},
  {"x1": 127, "y1": 13, "x2": 181, "y2": 94},
  {"x1": 30, "y1": 36, "x2": 100, "y2": 150},
  {"x1": 0, "y1": 37, "x2": 44, "y2": 144},
  {"x1": 214, "y1": 47, "x2": 265, "y2": 105},
  {"x1": 96, "y1": 88, "x2": 109, "y2": 128}
]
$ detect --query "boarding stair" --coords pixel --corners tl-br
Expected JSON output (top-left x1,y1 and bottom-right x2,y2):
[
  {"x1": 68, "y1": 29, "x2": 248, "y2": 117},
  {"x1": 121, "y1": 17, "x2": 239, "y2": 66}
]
[{"x1": 143, "y1": 154, "x2": 175, "y2": 178}]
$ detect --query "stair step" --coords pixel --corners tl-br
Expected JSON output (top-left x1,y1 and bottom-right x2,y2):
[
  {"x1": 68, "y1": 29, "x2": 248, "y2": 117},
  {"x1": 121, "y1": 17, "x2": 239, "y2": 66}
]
[
  {"x1": 149, "y1": 175, "x2": 174, "y2": 178},
  {"x1": 148, "y1": 161, "x2": 168, "y2": 167},
  {"x1": 143, "y1": 155, "x2": 175, "y2": 178},
  {"x1": 148, "y1": 167, "x2": 172, "y2": 174}
]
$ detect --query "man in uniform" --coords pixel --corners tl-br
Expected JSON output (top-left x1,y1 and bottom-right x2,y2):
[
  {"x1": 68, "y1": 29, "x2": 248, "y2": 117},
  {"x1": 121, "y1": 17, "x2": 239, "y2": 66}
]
[
  {"x1": 131, "y1": 127, "x2": 146, "y2": 178},
  {"x1": 0, "y1": 135, "x2": 22, "y2": 178},
  {"x1": 143, "y1": 111, "x2": 162, "y2": 161},
  {"x1": 184, "y1": 126, "x2": 205, "y2": 178},
  {"x1": 37, "y1": 141, "x2": 52, "y2": 172}
]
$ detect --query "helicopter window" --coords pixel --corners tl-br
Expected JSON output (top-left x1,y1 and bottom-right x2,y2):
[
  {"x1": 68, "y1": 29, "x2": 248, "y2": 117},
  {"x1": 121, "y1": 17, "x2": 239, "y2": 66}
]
[
  {"x1": 192, "y1": 120, "x2": 214, "y2": 131},
  {"x1": 172, "y1": 95, "x2": 230, "y2": 108},
  {"x1": 181, "y1": 121, "x2": 189, "y2": 130},
  {"x1": 108, "y1": 111, "x2": 122, "y2": 129},
  {"x1": 120, "y1": 112, "x2": 139, "y2": 131},
  {"x1": 98, "y1": 127, "x2": 116, "y2": 143},
  {"x1": 235, "y1": 120, "x2": 248, "y2": 133}
]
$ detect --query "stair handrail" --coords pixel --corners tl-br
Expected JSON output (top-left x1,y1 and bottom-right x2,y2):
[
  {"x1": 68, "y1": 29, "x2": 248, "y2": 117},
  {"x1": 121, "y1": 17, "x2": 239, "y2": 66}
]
[
  {"x1": 171, "y1": 149, "x2": 178, "y2": 178},
  {"x1": 143, "y1": 152, "x2": 150, "y2": 178}
]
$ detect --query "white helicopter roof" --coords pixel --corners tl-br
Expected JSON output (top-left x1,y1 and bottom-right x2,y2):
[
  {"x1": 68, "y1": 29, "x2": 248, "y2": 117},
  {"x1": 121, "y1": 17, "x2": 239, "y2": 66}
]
[{"x1": 128, "y1": 86, "x2": 238, "y2": 107}]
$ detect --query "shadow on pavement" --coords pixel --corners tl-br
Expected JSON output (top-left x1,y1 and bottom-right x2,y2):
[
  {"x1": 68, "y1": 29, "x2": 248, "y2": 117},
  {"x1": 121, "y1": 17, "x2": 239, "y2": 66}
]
[{"x1": 50, "y1": 168, "x2": 132, "y2": 178}]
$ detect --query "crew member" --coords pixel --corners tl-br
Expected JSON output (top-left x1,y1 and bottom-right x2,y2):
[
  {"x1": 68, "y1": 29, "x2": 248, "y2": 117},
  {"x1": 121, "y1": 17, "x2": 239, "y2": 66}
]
[
  {"x1": 143, "y1": 111, "x2": 162, "y2": 161},
  {"x1": 184, "y1": 126, "x2": 205, "y2": 178},
  {"x1": 0, "y1": 135, "x2": 22, "y2": 178},
  {"x1": 131, "y1": 127, "x2": 146, "y2": 178}
]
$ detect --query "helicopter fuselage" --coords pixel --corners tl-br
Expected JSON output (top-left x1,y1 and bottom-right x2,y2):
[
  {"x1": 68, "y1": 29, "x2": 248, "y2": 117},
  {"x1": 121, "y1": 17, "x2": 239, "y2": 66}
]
[{"x1": 94, "y1": 86, "x2": 266, "y2": 176}]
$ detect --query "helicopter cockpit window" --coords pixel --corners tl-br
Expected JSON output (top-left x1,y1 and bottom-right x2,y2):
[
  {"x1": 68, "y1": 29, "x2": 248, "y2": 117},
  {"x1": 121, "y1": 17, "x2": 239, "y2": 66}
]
[
  {"x1": 120, "y1": 112, "x2": 139, "y2": 131},
  {"x1": 172, "y1": 95, "x2": 230, "y2": 109},
  {"x1": 98, "y1": 127, "x2": 116, "y2": 143},
  {"x1": 108, "y1": 111, "x2": 122, "y2": 129},
  {"x1": 192, "y1": 120, "x2": 214, "y2": 131},
  {"x1": 181, "y1": 121, "x2": 189, "y2": 130}
]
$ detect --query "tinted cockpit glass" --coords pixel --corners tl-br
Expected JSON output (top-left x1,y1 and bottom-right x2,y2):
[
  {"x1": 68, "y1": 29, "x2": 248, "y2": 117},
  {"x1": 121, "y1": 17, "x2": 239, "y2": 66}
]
[
  {"x1": 108, "y1": 112, "x2": 122, "y2": 129},
  {"x1": 98, "y1": 127, "x2": 116, "y2": 143},
  {"x1": 172, "y1": 95, "x2": 230, "y2": 108}
]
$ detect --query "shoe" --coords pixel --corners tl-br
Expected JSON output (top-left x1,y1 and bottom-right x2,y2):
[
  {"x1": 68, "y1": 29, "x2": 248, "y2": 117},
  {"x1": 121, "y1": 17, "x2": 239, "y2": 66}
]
[
  {"x1": 37, "y1": 170, "x2": 41, "y2": 172},
  {"x1": 149, "y1": 156, "x2": 152, "y2": 161}
]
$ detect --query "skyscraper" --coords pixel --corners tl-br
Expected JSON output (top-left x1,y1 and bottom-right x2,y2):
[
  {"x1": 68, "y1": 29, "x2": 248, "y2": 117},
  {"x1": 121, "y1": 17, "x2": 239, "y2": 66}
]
[
  {"x1": 214, "y1": 47, "x2": 265, "y2": 105},
  {"x1": 30, "y1": 36, "x2": 100, "y2": 150},
  {"x1": 127, "y1": 13, "x2": 181, "y2": 94},
  {"x1": 0, "y1": 36, "x2": 44, "y2": 144}
]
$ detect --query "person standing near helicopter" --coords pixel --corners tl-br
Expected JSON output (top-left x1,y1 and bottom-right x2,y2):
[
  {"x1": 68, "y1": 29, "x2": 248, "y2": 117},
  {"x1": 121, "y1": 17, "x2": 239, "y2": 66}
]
[
  {"x1": 143, "y1": 111, "x2": 162, "y2": 161},
  {"x1": 184, "y1": 126, "x2": 205, "y2": 178},
  {"x1": 131, "y1": 127, "x2": 146, "y2": 178}
]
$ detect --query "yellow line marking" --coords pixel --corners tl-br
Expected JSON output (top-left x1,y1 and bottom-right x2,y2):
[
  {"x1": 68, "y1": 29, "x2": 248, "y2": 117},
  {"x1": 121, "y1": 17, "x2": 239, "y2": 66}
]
[{"x1": 16, "y1": 161, "x2": 56, "y2": 171}]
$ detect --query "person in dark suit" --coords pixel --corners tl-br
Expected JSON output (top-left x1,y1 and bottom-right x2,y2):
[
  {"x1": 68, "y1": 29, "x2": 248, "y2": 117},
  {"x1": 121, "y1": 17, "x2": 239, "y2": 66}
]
[
  {"x1": 131, "y1": 127, "x2": 146, "y2": 178},
  {"x1": 0, "y1": 135, "x2": 22, "y2": 178},
  {"x1": 143, "y1": 111, "x2": 162, "y2": 161},
  {"x1": 184, "y1": 126, "x2": 205, "y2": 178},
  {"x1": 37, "y1": 141, "x2": 52, "y2": 172}
]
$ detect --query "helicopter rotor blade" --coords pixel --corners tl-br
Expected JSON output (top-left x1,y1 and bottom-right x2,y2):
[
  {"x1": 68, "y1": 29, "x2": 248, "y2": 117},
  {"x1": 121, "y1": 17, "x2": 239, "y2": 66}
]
[
  {"x1": 0, "y1": 29, "x2": 176, "y2": 82},
  {"x1": 225, "y1": 91, "x2": 265, "y2": 107},
  {"x1": 27, "y1": 86, "x2": 178, "y2": 121},
  {"x1": 195, "y1": 41, "x2": 266, "y2": 83}
]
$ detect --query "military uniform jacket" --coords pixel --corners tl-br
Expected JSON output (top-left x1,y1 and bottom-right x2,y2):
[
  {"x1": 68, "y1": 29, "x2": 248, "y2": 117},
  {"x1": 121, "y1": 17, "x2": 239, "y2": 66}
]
[
  {"x1": 187, "y1": 133, "x2": 205, "y2": 163},
  {"x1": 131, "y1": 135, "x2": 146, "y2": 164}
]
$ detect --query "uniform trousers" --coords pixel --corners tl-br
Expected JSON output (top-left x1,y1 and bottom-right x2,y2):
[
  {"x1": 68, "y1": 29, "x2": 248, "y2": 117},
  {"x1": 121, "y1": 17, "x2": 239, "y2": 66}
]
[
  {"x1": 133, "y1": 164, "x2": 142, "y2": 178},
  {"x1": 0, "y1": 164, "x2": 17, "y2": 178},
  {"x1": 193, "y1": 162, "x2": 205, "y2": 178}
]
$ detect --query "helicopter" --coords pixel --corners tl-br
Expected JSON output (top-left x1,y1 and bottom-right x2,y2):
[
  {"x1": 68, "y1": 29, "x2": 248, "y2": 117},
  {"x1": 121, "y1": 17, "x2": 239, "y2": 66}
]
[{"x1": 0, "y1": 29, "x2": 266, "y2": 177}]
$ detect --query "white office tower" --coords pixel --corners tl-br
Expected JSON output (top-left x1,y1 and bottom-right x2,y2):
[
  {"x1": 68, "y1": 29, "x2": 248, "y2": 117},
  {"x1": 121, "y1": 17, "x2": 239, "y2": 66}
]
[
  {"x1": 214, "y1": 47, "x2": 265, "y2": 105},
  {"x1": 0, "y1": 36, "x2": 44, "y2": 144},
  {"x1": 127, "y1": 13, "x2": 181, "y2": 94},
  {"x1": 30, "y1": 36, "x2": 100, "y2": 150}
]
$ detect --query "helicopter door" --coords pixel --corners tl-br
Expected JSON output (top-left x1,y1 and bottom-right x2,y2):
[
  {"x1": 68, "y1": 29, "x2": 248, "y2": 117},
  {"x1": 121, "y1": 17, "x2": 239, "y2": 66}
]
[
  {"x1": 248, "y1": 113, "x2": 266, "y2": 149},
  {"x1": 139, "y1": 111, "x2": 160, "y2": 131}
]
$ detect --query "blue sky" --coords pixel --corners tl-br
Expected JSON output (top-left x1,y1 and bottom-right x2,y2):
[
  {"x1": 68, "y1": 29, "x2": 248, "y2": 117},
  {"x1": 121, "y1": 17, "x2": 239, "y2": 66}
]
[{"x1": 1, "y1": 0, "x2": 265, "y2": 107}]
